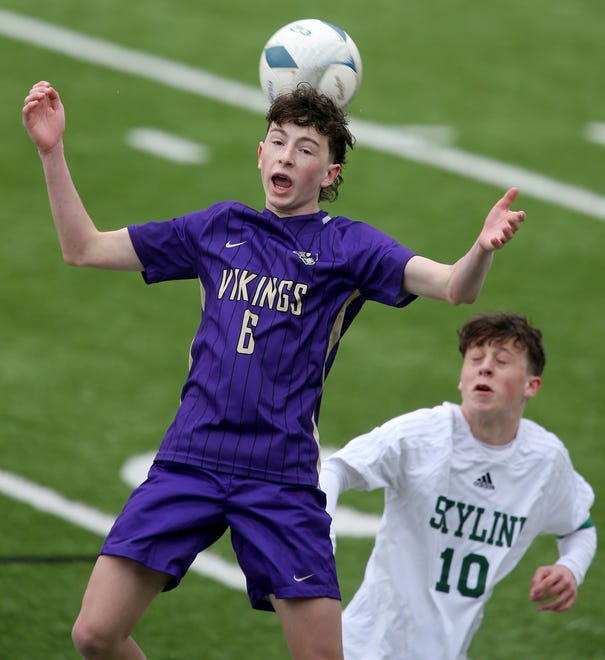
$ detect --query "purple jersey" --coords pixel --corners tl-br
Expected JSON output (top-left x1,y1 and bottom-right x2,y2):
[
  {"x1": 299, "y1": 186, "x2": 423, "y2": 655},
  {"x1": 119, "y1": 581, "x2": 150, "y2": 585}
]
[{"x1": 128, "y1": 201, "x2": 416, "y2": 486}]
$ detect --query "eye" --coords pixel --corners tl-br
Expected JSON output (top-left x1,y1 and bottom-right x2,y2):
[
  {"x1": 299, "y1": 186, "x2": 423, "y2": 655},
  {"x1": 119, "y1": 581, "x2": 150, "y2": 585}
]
[{"x1": 494, "y1": 352, "x2": 511, "y2": 365}]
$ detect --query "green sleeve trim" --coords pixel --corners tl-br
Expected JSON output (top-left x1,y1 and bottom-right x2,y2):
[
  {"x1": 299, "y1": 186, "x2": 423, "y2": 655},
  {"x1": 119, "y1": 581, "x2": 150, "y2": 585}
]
[{"x1": 557, "y1": 516, "x2": 594, "y2": 539}]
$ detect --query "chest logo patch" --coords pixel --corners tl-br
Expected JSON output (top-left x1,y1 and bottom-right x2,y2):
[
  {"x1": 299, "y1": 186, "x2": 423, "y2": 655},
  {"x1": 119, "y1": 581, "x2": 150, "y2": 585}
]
[
  {"x1": 473, "y1": 472, "x2": 495, "y2": 490},
  {"x1": 293, "y1": 251, "x2": 319, "y2": 265}
]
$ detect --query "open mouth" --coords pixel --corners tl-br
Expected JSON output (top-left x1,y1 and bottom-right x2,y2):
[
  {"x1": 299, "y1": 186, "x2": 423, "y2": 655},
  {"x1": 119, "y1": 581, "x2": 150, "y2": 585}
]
[
  {"x1": 474, "y1": 384, "x2": 493, "y2": 393},
  {"x1": 272, "y1": 173, "x2": 292, "y2": 192}
]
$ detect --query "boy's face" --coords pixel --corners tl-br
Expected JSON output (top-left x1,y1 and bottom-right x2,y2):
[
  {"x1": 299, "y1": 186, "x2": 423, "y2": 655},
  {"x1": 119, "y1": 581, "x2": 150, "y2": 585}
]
[
  {"x1": 458, "y1": 339, "x2": 541, "y2": 419},
  {"x1": 258, "y1": 122, "x2": 341, "y2": 217}
]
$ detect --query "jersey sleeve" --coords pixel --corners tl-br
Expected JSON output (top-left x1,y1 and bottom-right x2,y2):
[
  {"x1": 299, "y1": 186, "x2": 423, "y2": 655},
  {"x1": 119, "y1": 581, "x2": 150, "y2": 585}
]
[
  {"x1": 540, "y1": 445, "x2": 595, "y2": 536},
  {"x1": 321, "y1": 405, "x2": 451, "y2": 492},
  {"x1": 343, "y1": 221, "x2": 417, "y2": 308},
  {"x1": 127, "y1": 213, "x2": 202, "y2": 283},
  {"x1": 556, "y1": 525, "x2": 597, "y2": 585}
]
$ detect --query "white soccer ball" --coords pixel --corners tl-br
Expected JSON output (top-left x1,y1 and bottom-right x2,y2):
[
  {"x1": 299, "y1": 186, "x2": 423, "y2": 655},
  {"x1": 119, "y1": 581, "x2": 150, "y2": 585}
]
[{"x1": 259, "y1": 19, "x2": 362, "y2": 108}]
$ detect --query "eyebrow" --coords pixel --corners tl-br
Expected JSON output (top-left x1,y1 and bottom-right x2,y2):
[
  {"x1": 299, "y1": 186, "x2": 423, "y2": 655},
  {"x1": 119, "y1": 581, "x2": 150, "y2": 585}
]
[
  {"x1": 469, "y1": 344, "x2": 516, "y2": 357},
  {"x1": 268, "y1": 127, "x2": 321, "y2": 149}
]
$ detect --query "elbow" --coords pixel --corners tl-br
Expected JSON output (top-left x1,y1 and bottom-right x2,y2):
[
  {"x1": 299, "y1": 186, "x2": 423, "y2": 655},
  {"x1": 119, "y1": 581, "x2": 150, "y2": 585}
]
[
  {"x1": 461, "y1": 293, "x2": 480, "y2": 306},
  {"x1": 62, "y1": 253, "x2": 79, "y2": 267},
  {"x1": 440, "y1": 271, "x2": 480, "y2": 306},
  {"x1": 61, "y1": 247, "x2": 91, "y2": 268},
  {"x1": 446, "y1": 290, "x2": 479, "y2": 306}
]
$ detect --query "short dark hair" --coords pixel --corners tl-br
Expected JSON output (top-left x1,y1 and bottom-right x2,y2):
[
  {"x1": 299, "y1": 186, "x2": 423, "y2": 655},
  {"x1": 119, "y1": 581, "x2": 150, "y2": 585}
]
[
  {"x1": 265, "y1": 84, "x2": 355, "y2": 202},
  {"x1": 457, "y1": 312, "x2": 546, "y2": 376}
]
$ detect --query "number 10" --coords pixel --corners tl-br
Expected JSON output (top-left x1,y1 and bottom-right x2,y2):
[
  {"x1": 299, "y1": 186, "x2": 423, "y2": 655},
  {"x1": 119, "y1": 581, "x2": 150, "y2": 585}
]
[{"x1": 435, "y1": 547, "x2": 489, "y2": 598}]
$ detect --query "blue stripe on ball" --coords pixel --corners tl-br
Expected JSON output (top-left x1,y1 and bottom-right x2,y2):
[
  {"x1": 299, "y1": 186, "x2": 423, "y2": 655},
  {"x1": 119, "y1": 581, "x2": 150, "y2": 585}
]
[
  {"x1": 264, "y1": 46, "x2": 298, "y2": 69},
  {"x1": 342, "y1": 56, "x2": 358, "y2": 72},
  {"x1": 322, "y1": 21, "x2": 347, "y2": 42}
]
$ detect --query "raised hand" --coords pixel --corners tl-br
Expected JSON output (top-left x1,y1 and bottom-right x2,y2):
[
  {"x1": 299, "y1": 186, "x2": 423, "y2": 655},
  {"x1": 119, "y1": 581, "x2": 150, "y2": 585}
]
[
  {"x1": 478, "y1": 187, "x2": 526, "y2": 251},
  {"x1": 22, "y1": 81, "x2": 65, "y2": 154}
]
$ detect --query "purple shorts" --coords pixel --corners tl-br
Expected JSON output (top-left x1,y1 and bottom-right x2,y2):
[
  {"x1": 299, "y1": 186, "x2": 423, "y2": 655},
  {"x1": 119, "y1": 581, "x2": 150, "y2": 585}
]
[{"x1": 101, "y1": 461, "x2": 340, "y2": 611}]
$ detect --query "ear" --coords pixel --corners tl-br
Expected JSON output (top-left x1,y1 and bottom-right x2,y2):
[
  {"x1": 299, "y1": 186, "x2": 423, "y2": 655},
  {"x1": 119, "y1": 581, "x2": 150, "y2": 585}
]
[
  {"x1": 320, "y1": 163, "x2": 341, "y2": 189},
  {"x1": 523, "y1": 375, "x2": 542, "y2": 400},
  {"x1": 257, "y1": 141, "x2": 264, "y2": 170}
]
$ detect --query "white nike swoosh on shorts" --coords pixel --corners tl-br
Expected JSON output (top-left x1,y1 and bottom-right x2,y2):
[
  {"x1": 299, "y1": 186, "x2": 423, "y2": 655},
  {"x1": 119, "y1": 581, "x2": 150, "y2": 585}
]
[{"x1": 293, "y1": 573, "x2": 315, "y2": 582}]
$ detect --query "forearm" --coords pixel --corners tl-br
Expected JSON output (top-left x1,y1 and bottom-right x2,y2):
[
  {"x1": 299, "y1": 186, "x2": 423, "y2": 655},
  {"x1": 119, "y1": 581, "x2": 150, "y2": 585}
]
[
  {"x1": 446, "y1": 239, "x2": 494, "y2": 305},
  {"x1": 556, "y1": 526, "x2": 597, "y2": 586},
  {"x1": 39, "y1": 142, "x2": 102, "y2": 266},
  {"x1": 25, "y1": 82, "x2": 140, "y2": 271},
  {"x1": 39, "y1": 144, "x2": 140, "y2": 271},
  {"x1": 402, "y1": 244, "x2": 494, "y2": 306},
  {"x1": 319, "y1": 463, "x2": 345, "y2": 520}
]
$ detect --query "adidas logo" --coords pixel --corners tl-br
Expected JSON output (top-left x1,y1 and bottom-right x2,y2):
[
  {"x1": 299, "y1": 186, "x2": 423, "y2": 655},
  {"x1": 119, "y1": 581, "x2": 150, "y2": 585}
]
[{"x1": 473, "y1": 472, "x2": 495, "y2": 490}]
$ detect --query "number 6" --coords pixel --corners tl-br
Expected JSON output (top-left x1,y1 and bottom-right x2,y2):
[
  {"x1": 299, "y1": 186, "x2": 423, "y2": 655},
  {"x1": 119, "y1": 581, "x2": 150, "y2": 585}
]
[{"x1": 237, "y1": 309, "x2": 259, "y2": 354}]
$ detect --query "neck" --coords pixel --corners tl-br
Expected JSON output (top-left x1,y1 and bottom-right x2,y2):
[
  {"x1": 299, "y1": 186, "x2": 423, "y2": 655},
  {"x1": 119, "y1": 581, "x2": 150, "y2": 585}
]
[{"x1": 460, "y1": 406, "x2": 521, "y2": 446}]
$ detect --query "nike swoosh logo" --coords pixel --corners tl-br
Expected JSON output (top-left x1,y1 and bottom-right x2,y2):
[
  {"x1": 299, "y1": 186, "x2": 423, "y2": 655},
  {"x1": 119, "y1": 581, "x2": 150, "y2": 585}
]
[
  {"x1": 225, "y1": 240, "x2": 247, "y2": 248},
  {"x1": 293, "y1": 574, "x2": 315, "y2": 582}
]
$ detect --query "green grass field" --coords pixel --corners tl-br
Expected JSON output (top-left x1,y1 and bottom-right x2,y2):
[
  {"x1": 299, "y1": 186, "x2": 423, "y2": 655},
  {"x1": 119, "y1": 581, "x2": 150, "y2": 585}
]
[{"x1": 1, "y1": 1, "x2": 604, "y2": 657}]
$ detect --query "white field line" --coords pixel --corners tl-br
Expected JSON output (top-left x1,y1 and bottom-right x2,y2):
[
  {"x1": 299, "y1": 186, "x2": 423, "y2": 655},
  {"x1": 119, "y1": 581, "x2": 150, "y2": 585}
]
[
  {"x1": 0, "y1": 458, "x2": 379, "y2": 589},
  {"x1": 351, "y1": 119, "x2": 605, "y2": 220},
  {"x1": 3, "y1": 8, "x2": 605, "y2": 220},
  {"x1": 126, "y1": 128, "x2": 210, "y2": 164},
  {"x1": 0, "y1": 467, "x2": 246, "y2": 590},
  {"x1": 585, "y1": 122, "x2": 605, "y2": 146}
]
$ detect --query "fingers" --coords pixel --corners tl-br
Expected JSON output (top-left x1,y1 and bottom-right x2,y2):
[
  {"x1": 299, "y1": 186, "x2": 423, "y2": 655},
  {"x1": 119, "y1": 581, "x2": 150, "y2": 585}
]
[
  {"x1": 529, "y1": 566, "x2": 578, "y2": 613},
  {"x1": 530, "y1": 566, "x2": 563, "y2": 600},
  {"x1": 22, "y1": 81, "x2": 63, "y2": 134},
  {"x1": 529, "y1": 565, "x2": 549, "y2": 592},
  {"x1": 487, "y1": 211, "x2": 525, "y2": 250},
  {"x1": 496, "y1": 187, "x2": 525, "y2": 226},
  {"x1": 23, "y1": 81, "x2": 58, "y2": 108},
  {"x1": 499, "y1": 187, "x2": 519, "y2": 209},
  {"x1": 535, "y1": 588, "x2": 577, "y2": 612}
]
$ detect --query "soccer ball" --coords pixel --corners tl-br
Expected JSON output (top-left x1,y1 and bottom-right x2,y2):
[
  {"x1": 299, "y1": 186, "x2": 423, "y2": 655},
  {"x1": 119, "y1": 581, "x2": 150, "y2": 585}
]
[{"x1": 259, "y1": 19, "x2": 362, "y2": 108}]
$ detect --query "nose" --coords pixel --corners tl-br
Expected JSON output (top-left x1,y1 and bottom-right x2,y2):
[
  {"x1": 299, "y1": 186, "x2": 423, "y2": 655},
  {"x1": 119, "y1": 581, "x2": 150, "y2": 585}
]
[
  {"x1": 279, "y1": 147, "x2": 294, "y2": 166},
  {"x1": 478, "y1": 359, "x2": 493, "y2": 375}
]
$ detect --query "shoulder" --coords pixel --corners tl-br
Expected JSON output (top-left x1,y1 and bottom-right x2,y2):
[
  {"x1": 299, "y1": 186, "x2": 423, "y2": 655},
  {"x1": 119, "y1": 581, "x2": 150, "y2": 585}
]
[
  {"x1": 518, "y1": 418, "x2": 566, "y2": 452},
  {"x1": 171, "y1": 201, "x2": 264, "y2": 237},
  {"x1": 516, "y1": 418, "x2": 577, "y2": 470},
  {"x1": 325, "y1": 215, "x2": 415, "y2": 260},
  {"x1": 327, "y1": 215, "x2": 391, "y2": 240},
  {"x1": 326, "y1": 404, "x2": 456, "y2": 487},
  {"x1": 518, "y1": 419, "x2": 594, "y2": 526},
  {"x1": 375, "y1": 402, "x2": 456, "y2": 448},
  {"x1": 187, "y1": 200, "x2": 255, "y2": 220}
]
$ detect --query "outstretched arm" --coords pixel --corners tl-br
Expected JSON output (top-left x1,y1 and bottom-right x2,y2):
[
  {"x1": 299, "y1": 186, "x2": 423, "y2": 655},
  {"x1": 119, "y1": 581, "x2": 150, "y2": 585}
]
[
  {"x1": 22, "y1": 81, "x2": 142, "y2": 271},
  {"x1": 403, "y1": 188, "x2": 525, "y2": 304},
  {"x1": 529, "y1": 525, "x2": 597, "y2": 612}
]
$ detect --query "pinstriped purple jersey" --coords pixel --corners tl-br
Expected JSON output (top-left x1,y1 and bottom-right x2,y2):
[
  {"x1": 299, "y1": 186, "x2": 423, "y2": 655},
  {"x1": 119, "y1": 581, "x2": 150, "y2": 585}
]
[{"x1": 128, "y1": 201, "x2": 417, "y2": 486}]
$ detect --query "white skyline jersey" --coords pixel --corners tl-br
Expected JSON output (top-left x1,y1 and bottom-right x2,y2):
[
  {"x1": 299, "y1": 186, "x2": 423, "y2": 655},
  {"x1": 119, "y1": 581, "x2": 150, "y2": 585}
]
[{"x1": 322, "y1": 402, "x2": 594, "y2": 660}]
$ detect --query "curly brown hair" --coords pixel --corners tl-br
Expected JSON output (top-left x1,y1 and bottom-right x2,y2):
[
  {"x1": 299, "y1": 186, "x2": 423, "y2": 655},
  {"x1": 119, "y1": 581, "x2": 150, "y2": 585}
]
[
  {"x1": 457, "y1": 312, "x2": 546, "y2": 376},
  {"x1": 265, "y1": 84, "x2": 355, "y2": 202}
]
